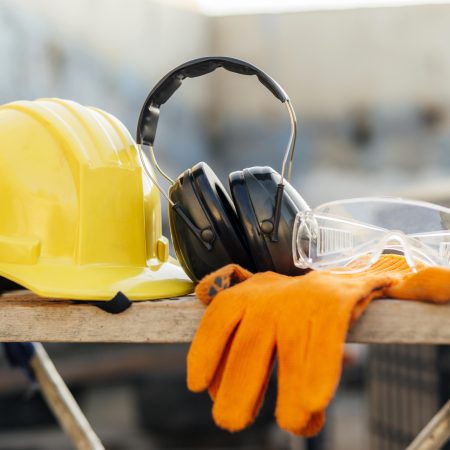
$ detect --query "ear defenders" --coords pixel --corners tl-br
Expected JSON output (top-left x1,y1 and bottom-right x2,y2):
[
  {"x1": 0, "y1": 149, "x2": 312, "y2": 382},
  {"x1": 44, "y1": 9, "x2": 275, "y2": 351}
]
[{"x1": 136, "y1": 56, "x2": 309, "y2": 282}]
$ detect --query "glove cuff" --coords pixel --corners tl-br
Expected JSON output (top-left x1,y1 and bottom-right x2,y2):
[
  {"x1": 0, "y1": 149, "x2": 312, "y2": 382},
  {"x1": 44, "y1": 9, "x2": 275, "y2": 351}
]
[{"x1": 195, "y1": 264, "x2": 253, "y2": 305}]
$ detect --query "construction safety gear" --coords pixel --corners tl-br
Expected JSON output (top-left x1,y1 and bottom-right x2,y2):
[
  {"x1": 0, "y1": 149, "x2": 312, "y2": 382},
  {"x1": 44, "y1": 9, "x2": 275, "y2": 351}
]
[
  {"x1": 137, "y1": 56, "x2": 307, "y2": 282},
  {"x1": 0, "y1": 98, "x2": 193, "y2": 300}
]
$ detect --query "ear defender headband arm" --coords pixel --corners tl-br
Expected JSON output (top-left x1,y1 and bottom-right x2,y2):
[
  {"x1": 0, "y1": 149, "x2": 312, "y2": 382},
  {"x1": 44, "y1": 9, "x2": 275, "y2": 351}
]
[{"x1": 136, "y1": 56, "x2": 298, "y2": 243}]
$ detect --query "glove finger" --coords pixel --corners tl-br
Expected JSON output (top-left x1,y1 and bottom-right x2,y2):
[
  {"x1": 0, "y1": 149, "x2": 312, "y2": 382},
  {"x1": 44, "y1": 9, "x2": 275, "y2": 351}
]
[
  {"x1": 208, "y1": 328, "x2": 234, "y2": 401},
  {"x1": 300, "y1": 289, "x2": 383, "y2": 411},
  {"x1": 211, "y1": 357, "x2": 275, "y2": 421},
  {"x1": 210, "y1": 351, "x2": 274, "y2": 421},
  {"x1": 187, "y1": 292, "x2": 244, "y2": 392},
  {"x1": 279, "y1": 409, "x2": 325, "y2": 437},
  {"x1": 209, "y1": 337, "x2": 274, "y2": 418},
  {"x1": 276, "y1": 316, "x2": 312, "y2": 433},
  {"x1": 299, "y1": 410, "x2": 325, "y2": 437},
  {"x1": 275, "y1": 292, "x2": 339, "y2": 430},
  {"x1": 212, "y1": 317, "x2": 276, "y2": 432}
]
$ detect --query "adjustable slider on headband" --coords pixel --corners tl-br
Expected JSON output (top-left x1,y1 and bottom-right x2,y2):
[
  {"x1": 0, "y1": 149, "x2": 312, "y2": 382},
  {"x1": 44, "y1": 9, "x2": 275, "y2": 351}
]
[
  {"x1": 259, "y1": 184, "x2": 285, "y2": 242},
  {"x1": 270, "y1": 184, "x2": 285, "y2": 242}
]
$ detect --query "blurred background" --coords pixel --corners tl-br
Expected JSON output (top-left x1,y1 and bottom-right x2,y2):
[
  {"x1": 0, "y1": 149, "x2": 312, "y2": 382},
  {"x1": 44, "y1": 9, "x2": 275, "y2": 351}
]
[{"x1": 1, "y1": 0, "x2": 450, "y2": 448}]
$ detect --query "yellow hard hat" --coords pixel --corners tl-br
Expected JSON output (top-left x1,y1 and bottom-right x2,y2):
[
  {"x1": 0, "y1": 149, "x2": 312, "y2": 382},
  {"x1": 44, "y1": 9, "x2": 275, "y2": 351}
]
[{"x1": 0, "y1": 98, "x2": 193, "y2": 300}]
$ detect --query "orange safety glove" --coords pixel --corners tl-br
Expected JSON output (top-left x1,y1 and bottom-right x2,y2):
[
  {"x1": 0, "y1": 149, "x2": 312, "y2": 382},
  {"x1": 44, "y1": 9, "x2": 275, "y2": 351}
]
[{"x1": 187, "y1": 255, "x2": 450, "y2": 436}]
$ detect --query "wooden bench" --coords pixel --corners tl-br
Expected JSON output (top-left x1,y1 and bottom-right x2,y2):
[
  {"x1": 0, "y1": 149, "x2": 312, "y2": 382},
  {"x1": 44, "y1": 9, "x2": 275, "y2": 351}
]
[{"x1": 1, "y1": 291, "x2": 450, "y2": 450}]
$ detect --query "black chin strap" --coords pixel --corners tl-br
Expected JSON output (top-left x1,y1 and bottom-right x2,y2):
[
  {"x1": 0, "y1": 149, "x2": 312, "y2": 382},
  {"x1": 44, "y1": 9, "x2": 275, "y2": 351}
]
[
  {"x1": 0, "y1": 278, "x2": 23, "y2": 295},
  {"x1": 83, "y1": 292, "x2": 132, "y2": 314},
  {"x1": 3, "y1": 342, "x2": 37, "y2": 382}
]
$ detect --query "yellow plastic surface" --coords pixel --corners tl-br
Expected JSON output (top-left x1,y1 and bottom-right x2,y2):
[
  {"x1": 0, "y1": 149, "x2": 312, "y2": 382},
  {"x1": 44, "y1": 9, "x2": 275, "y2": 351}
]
[{"x1": 0, "y1": 99, "x2": 193, "y2": 300}]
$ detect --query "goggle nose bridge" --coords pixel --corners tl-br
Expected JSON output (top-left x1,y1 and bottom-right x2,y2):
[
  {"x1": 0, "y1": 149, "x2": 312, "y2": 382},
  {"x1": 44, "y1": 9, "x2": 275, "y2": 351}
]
[
  {"x1": 372, "y1": 231, "x2": 418, "y2": 271},
  {"x1": 378, "y1": 230, "x2": 409, "y2": 247}
]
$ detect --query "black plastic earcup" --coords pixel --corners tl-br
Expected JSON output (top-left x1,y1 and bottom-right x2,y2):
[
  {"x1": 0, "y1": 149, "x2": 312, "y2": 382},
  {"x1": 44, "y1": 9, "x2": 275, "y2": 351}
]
[
  {"x1": 229, "y1": 166, "x2": 309, "y2": 275},
  {"x1": 169, "y1": 162, "x2": 255, "y2": 282}
]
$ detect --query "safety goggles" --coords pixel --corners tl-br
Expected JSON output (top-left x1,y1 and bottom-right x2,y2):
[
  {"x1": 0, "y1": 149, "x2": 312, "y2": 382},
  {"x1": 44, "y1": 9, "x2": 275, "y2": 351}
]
[{"x1": 293, "y1": 197, "x2": 450, "y2": 273}]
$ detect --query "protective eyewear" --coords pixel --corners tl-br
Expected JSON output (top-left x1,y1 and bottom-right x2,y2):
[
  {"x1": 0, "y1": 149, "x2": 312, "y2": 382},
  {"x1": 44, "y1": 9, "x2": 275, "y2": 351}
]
[{"x1": 293, "y1": 197, "x2": 450, "y2": 273}]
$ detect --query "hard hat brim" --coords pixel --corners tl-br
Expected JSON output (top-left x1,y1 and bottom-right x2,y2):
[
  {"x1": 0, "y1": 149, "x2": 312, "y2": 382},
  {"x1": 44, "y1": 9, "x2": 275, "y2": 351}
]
[{"x1": 0, "y1": 258, "x2": 194, "y2": 301}]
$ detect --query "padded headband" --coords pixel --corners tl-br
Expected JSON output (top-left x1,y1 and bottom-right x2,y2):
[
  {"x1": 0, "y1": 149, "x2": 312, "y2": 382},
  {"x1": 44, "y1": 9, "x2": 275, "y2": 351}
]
[
  {"x1": 136, "y1": 56, "x2": 298, "y2": 243},
  {"x1": 136, "y1": 56, "x2": 289, "y2": 147}
]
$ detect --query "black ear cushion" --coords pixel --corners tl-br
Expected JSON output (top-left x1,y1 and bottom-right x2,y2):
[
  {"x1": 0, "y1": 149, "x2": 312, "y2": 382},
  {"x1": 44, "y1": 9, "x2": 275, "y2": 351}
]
[
  {"x1": 169, "y1": 162, "x2": 254, "y2": 282},
  {"x1": 230, "y1": 166, "x2": 309, "y2": 275},
  {"x1": 229, "y1": 170, "x2": 274, "y2": 271},
  {"x1": 190, "y1": 162, "x2": 254, "y2": 266}
]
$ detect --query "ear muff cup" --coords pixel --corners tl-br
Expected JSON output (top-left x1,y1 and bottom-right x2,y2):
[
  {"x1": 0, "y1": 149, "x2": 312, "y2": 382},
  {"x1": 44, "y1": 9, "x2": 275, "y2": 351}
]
[
  {"x1": 228, "y1": 168, "x2": 274, "y2": 271},
  {"x1": 169, "y1": 162, "x2": 255, "y2": 281},
  {"x1": 229, "y1": 166, "x2": 309, "y2": 275},
  {"x1": 136, "y1": 57, "x2": 304, "y2": 281}
]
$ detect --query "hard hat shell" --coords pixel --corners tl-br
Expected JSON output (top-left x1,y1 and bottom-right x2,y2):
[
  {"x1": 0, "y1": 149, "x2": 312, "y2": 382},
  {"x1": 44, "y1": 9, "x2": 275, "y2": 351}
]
[{"x1": 0, "y1": 98, "x2": 193, "y2": 300}]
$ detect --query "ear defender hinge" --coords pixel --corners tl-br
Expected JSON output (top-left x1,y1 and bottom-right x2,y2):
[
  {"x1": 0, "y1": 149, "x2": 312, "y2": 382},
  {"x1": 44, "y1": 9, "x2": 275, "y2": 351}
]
[
  {"x1": 269, "y1": 184, "x2": 285, "y2": 243},
  {"x1": 260, "y1": 184, "x2": 284, "y2": 242},
  {"x1": 260, "y1": 220, "x2": 274, "y2": 235},
  {"x1": 173, "y1": 203, "x2": 215, "y2": 251}
]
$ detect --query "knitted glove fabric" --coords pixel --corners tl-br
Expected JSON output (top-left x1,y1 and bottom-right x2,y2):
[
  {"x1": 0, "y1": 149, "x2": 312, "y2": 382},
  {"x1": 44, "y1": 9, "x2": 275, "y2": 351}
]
[{"x1": 187, "y1": 255, "x2": 450, "y2": 436}]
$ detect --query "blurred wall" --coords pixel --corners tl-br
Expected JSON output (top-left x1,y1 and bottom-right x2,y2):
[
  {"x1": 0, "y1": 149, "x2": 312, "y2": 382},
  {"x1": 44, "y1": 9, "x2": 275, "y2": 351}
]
[
  {"x1": 0, "y1": 0, "x2": 211, "y2": 176},
  {"x1": 211, "y1": 5, "x2": 450, "y2": 203},
  {"x1": 213, "y1": 5, "x2": 450, "y2": 117},
  {"x1": 0, "y1": 0, "x2": 450, "y2": 205}
]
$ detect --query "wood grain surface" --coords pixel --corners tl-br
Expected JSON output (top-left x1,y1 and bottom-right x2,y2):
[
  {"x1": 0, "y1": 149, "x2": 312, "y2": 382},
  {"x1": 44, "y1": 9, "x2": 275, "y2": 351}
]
[{"x1": 1, "y1": 291, "x2": 450, "y2": 344}]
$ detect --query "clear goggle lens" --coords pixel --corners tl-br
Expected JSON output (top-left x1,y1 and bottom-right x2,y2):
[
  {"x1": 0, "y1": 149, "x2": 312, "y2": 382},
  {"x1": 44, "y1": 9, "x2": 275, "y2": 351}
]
[{"x1": 292, "y1": 198, "x2": 450, "y2": 273}]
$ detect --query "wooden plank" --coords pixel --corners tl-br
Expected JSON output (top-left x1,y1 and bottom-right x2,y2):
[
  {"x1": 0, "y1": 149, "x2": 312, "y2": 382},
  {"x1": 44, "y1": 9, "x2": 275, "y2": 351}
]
[
  {"x1": 0, "y1": 291, "x2": 202, "y2": 343},
  {"x1": 406, "y1": 397, "x2": 450, "y2": 450},
  {"x1": 347, "y1": 299, "x2": 450, "y2": 344},
  {"x1": 1, "y1": 291, "x2": 450, "y2": 344}
]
